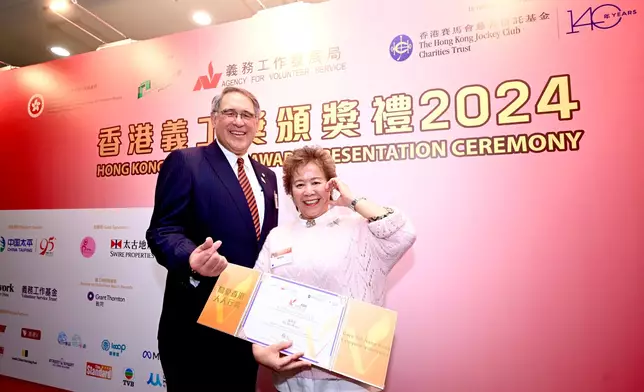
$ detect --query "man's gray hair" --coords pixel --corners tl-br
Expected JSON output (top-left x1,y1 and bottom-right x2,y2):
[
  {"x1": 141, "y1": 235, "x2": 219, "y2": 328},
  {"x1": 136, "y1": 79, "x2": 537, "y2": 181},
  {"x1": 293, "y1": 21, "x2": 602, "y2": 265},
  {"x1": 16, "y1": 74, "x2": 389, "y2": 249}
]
[{"x1": 210, "y1": 87, "x2": 261, "y2": 118}]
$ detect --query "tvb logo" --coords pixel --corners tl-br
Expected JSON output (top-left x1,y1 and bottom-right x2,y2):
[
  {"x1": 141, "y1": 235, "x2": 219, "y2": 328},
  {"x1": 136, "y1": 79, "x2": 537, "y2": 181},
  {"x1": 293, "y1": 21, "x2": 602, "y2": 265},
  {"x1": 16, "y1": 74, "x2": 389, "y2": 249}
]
[
  {"x1": 147, "y1": 373, "x2": 166, "y2": 388},
  {"x1": 122, "y1": 368, "x2": 135, "y2": 387}
]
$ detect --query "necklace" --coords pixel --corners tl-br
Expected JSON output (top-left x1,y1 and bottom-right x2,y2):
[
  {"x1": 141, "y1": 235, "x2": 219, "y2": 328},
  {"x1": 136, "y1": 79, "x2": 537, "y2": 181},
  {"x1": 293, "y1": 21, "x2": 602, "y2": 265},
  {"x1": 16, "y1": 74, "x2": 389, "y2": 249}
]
[{"x1": 300, "y1": 214, "x2": 316, "y2": 228}]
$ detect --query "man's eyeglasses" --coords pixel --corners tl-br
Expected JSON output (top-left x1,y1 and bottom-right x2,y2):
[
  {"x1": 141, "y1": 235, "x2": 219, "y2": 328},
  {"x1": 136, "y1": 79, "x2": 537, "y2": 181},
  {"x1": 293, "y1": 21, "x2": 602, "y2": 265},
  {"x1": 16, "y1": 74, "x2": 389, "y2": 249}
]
[{"x1": 219, "y1": 109, "x2": 256, "y2": 121}]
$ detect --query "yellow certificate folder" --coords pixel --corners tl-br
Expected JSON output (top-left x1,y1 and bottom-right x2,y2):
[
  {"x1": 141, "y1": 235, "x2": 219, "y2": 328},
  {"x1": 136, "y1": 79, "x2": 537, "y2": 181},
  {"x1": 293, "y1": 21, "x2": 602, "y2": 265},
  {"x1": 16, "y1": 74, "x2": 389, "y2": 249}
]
[{"x1": 197, "y1": 263, "x2": 398, "y2": 390}]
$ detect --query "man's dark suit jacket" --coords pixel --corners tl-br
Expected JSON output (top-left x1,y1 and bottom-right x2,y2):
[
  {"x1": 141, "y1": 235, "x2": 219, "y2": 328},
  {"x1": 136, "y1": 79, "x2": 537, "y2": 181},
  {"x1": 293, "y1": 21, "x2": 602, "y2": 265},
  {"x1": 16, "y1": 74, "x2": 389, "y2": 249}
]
[{"x1": 145, "y1": 140, "x2": 279, "y2": 388}]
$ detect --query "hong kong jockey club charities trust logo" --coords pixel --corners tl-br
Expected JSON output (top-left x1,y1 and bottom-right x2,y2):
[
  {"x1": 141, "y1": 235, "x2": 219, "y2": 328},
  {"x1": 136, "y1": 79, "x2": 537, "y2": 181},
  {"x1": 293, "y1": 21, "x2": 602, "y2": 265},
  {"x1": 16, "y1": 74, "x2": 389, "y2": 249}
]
[
  {"x1": 389, "y1": 34, "x2": 413, "y2": 62},
  {"x1": 28, "y1": 94, "x2": 44, "y2": 118},
  {"x1": 80, "y1": 236, "x2": 95, "y2": 258}
]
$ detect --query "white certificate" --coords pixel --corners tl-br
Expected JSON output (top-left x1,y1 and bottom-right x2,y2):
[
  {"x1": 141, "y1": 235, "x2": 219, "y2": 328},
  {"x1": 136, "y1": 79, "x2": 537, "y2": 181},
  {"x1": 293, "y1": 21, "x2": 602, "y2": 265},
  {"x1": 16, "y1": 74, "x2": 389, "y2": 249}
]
[{"x1": 241, "y1": 275, "x2": 347, "y2": 368}]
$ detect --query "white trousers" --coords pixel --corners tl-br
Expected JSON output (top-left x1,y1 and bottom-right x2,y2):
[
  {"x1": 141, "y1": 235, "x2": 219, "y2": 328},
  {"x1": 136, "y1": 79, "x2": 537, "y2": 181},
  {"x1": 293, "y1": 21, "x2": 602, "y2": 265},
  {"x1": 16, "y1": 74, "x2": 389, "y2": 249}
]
[{"x1": 275, "y1": 377, "x2": 378, "y2": 392}]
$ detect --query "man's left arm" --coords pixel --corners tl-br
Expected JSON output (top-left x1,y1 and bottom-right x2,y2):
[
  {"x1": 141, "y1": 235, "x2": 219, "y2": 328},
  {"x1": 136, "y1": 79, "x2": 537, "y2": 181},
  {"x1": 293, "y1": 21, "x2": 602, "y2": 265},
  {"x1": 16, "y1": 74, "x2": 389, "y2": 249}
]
[{"x1": 146, "y1": 149, "x2": 197, "y2": 275}]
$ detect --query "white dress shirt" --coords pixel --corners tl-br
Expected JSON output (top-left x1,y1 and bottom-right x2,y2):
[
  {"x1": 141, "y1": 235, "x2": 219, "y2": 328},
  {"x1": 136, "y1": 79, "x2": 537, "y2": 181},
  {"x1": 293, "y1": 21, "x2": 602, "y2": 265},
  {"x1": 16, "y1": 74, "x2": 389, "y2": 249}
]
[{"x1": 218, "y1": 142, "x2": 265, "y2": 231}]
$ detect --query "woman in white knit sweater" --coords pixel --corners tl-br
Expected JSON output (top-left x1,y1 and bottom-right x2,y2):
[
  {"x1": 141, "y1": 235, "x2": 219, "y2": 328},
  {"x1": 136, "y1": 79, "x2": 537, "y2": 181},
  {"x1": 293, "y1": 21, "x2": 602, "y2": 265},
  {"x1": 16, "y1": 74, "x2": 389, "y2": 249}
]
[{"x1": 252, "y1": 146, "x2": 417, "y2": 392}]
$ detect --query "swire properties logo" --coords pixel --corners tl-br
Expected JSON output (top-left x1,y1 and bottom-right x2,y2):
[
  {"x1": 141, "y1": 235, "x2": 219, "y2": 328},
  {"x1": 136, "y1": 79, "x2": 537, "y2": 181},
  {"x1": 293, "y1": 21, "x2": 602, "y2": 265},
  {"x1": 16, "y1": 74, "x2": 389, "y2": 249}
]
[
  {"x1": 193, "y1": 62, "x2": 222, "y2": 91},
  {"x1": 110, "y1": 238, "x2": 154, "y2": 259}
]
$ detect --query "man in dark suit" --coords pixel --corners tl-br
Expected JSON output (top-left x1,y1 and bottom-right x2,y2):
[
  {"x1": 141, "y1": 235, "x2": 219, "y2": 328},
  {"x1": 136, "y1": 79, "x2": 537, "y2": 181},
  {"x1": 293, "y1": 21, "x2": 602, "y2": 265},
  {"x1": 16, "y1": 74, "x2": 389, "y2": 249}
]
[{"x1": 146, "y1": 87, "x2": 279, "y2": 391}]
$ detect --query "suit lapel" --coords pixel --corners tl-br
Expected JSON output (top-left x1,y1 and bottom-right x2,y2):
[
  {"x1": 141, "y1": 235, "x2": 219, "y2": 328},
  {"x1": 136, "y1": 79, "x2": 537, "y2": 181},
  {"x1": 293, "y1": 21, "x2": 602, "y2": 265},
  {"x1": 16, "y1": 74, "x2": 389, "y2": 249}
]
[
  {"x1": 250, "y1": 159, "x2": 273, "y2": 243},
  {"x1": 203, "y1": 141, "x2": 256, "y2": 236}
]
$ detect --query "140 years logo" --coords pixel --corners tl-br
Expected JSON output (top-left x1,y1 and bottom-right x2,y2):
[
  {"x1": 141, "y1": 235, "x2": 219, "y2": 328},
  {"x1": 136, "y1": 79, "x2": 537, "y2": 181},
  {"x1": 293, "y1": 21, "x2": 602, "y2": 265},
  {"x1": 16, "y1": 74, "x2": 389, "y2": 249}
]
[{"x1": 567, "y1": 3, "x2": 637, "y2": 34}]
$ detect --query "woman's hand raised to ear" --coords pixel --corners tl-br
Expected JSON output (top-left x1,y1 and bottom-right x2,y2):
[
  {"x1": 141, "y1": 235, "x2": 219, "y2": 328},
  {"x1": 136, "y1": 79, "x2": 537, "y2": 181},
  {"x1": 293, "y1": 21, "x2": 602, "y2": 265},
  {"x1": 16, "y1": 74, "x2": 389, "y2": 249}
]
[{"x1": 325, "y1": 177, "x2": 355, "y2": 208}]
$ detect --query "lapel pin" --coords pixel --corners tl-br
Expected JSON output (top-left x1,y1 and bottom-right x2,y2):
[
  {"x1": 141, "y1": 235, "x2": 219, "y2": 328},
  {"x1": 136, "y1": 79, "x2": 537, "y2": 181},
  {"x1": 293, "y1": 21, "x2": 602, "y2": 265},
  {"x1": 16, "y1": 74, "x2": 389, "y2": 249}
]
[{"x1": 261, "y1": 176, "x2": 266, "y2": 184}]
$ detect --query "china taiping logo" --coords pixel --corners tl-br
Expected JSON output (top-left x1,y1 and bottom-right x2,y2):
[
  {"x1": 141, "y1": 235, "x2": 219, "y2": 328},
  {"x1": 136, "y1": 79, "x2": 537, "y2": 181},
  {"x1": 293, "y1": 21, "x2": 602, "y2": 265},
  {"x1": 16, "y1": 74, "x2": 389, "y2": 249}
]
[
  {"x1": 39, "y1": 237, "x2": 55, "y2": 256},
  {"x1": 2, "y1": 238, "x2": 35, "y2": 253},
  {"x1": 389, "y1": 34, "x2": 413, "y2": 62}
]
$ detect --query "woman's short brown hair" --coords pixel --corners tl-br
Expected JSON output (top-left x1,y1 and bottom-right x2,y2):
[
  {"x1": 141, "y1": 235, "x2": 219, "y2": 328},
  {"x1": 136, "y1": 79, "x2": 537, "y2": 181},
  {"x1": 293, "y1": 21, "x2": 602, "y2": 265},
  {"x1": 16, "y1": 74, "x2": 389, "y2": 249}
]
[{"x1": 282, "y1": 146, "x2": 337, "y2": 195}]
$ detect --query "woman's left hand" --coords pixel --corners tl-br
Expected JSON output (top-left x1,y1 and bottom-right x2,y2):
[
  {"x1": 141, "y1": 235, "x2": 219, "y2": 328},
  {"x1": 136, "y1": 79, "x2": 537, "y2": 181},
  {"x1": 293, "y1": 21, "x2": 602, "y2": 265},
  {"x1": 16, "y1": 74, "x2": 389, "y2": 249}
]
[{"x1": 325, "y1": 177, "x2": 355, "y2": 208}]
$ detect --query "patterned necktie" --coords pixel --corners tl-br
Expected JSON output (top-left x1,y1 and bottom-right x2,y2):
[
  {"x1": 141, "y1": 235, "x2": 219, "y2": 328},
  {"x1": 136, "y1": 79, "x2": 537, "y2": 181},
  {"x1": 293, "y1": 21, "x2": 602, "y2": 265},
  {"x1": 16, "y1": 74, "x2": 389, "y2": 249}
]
[{"x1": 237, "y1": 158, "x2": 261, "y2": 240}]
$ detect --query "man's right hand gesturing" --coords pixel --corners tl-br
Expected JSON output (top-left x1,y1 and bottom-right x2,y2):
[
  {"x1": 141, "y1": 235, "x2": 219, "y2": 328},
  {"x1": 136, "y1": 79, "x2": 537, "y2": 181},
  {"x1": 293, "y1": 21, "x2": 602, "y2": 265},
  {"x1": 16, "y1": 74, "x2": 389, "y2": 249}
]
[{"x1": 189, "y1": 237, "x2": 228, "y2": 277}]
